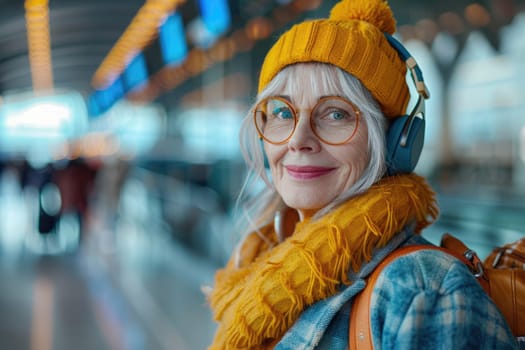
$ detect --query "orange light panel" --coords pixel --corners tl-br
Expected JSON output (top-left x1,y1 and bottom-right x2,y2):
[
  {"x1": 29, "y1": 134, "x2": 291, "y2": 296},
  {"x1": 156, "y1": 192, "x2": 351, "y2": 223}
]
[
  {"x1": 25, "y1": 0, "x2": 54, "y2": 91},
  {"x1": 91, "y1": 0, "x2": 186, "y2": 89}
]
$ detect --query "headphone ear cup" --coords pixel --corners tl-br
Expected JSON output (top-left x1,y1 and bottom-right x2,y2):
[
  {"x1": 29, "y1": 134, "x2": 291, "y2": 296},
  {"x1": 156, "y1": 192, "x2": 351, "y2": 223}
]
[{"x1": 386, "y1": 116, "x2": 425, "y2": 175}]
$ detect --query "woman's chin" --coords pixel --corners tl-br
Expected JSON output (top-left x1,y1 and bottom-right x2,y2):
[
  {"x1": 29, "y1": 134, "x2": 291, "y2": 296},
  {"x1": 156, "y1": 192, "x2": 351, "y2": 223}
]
[{"x1": 282, "y1": 195, "x2": 330, "y2": 213}]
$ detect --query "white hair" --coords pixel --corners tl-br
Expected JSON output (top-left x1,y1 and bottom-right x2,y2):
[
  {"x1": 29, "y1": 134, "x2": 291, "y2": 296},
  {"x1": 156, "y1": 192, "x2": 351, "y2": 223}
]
[{"x1": 234, "y1": 63, "x2": 388, "y2": 241}]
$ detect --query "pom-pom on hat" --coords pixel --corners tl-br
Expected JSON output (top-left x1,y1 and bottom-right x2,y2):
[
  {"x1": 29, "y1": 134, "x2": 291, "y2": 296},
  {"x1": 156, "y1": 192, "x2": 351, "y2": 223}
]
[{"x1": 257, "y1": 0, "x2": 409, "y2": 119}]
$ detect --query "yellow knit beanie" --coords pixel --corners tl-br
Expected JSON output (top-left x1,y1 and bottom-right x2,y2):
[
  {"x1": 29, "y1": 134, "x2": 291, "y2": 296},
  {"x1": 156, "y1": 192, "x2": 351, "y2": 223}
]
[{"x1": 257, "y1": 0, "x2": 409, "y2": 119}]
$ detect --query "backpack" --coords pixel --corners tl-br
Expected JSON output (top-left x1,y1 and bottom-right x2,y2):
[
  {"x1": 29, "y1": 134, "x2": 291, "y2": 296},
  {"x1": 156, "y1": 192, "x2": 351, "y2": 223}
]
[{"x1": 349, "y1": 233, "x2": 525, "y2": 349}]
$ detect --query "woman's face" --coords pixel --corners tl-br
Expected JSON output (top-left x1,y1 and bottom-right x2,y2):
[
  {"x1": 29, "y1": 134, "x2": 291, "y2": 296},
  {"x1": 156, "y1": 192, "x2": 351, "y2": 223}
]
[{"x1": 263, "y1": 71, "x2": 370, "y2": 215}]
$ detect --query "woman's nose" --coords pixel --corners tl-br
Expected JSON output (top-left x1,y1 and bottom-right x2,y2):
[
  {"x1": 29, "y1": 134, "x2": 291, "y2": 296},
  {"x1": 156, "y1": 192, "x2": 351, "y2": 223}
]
[{"x1": 287, "y1": 111, "x2": 320, "y2": 152}]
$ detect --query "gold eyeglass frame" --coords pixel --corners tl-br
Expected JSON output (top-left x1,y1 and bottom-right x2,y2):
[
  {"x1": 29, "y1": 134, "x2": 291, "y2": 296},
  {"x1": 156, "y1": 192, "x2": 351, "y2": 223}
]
[{"x1": 254, "y1": 95, "x2": 361, "y2": 146}]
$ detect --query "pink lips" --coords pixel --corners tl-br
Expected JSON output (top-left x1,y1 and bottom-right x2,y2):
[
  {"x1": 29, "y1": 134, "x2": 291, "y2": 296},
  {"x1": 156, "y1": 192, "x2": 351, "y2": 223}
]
[{"x1": 285, "y1": 165, "x2": 335, "y2": 180}]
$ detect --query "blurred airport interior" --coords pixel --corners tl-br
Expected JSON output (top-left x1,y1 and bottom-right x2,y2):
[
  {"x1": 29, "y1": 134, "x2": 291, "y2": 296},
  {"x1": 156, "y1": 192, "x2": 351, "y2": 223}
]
[{"x1": 1, "y1": 0, "x2": 525, "y2": 349}]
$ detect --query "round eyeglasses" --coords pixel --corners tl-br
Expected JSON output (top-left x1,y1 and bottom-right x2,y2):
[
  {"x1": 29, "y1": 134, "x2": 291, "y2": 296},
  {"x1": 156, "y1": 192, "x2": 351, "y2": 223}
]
[{"x1": 254, "y1": 96, "x2": 361, "y2": 145}]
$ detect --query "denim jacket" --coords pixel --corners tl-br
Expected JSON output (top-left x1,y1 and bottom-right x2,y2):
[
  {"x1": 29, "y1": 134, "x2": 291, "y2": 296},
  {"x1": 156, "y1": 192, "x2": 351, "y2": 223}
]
[{"x1": 275, "y1": 227, "x2": 518, "y2": 350}]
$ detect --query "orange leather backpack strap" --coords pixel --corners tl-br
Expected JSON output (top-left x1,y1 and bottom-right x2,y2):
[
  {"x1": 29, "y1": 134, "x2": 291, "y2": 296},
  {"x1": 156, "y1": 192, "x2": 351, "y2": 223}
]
[
  {"x1": 349, "y1": 245, "x2": 431, "y2": 350},
  {"x1": 348, "y1": 238, "x2": 487, "y2": 350},
  {"x1": 440, "y1": 233, "x2": 490, "y2": 293}
]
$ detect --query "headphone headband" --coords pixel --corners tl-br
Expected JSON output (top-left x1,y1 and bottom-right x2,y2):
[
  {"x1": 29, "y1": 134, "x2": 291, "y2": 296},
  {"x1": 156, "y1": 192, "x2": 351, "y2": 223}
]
[
  {"x1": 384, "y1": 33, "x2": 430, "y2": 175},
  {"x1": 384, "y1": 33, "x2": 430, "y2": 100}
]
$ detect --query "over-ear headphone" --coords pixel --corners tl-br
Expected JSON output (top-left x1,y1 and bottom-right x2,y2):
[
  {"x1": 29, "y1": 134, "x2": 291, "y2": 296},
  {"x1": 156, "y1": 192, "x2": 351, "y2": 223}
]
[{"x1": 384, "y1": 33, "x2": 430, "y2": 175}]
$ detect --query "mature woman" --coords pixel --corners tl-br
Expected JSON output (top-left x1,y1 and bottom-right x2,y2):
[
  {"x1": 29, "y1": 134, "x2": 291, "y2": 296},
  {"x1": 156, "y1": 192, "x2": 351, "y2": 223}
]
[{"x1": 207, "y1": 0, "x2": 517, "y2": 349}]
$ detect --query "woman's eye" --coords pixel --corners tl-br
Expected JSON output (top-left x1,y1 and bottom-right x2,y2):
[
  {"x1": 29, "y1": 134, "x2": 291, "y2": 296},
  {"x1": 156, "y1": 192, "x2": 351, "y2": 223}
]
[
  {"x1": 322, "y1": 109, "x2": 349, "y2": 121},
  {"x1": 330, "y1": 111, "x2": 345, "y2": 120},
  {"x1": 273, "y1": 107, "x2": 293, "y2": 119}
]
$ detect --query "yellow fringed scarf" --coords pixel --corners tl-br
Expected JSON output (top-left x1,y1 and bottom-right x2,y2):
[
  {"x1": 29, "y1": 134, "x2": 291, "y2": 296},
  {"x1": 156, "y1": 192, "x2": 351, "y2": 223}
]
[{"x1": 208, "y1": 174, "x2": 438, "y2": 349}]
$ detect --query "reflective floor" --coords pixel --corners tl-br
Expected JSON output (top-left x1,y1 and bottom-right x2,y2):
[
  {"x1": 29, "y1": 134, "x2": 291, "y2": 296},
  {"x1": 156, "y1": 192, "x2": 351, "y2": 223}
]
[{"x1": 1, "y1": 232, "x2": 217, "y2": 350}]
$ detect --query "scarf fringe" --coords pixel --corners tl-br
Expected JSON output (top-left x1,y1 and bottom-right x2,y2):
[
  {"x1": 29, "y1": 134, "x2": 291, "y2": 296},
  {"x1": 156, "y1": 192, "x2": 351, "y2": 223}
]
[
  {"x1": 328, "y1": 224, "x2": 352, "y2": 284},
  {"x1": 208, "y1": 174, "x2": 438, "y2": 349}
]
